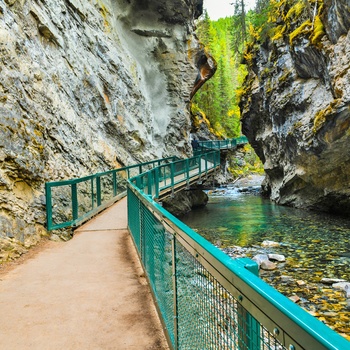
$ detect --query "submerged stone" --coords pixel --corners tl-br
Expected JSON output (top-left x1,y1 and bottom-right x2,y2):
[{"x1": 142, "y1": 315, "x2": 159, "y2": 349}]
[{"x1": 261, "y1": 240, "x2": 280, "y2": 247}]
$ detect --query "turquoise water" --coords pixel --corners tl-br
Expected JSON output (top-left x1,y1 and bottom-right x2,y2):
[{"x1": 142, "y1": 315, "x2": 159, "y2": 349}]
[
  {"x1": 181, "y1": 190, "x2": 350, "y2": 278},
  {"x1": 180, "y1": 189, "x2": 350, "y2": 335}
]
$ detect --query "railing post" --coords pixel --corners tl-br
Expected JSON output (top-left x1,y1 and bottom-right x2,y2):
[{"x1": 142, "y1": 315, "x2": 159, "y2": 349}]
[
  {"x1": 91, "y1": 178, "x2": 95, "y2": 209},
  {"x1": 136, "y1": 175, "x2": 142, "y2": 190},
  {"x1": 171, "y1": 235, "x2": 179, "y2": 350},
  {"x1": 113, "y1": 172, "x2": 117, "y2": 197},
  {"x1": 71, "y1": 183, "x2": 78, "y2": 221},
  {"x1": 154, "y1": 168, "x2": 160, "y2": 198},
  {"x1": 45, "y1": 183, "x2": 53, "y2": 230},
  {"x1": 147, "y1": 171, "x2": 152, "y2": 195},
  {"x1": 96, "y1": 176, "x2": 101, "y2": 206},
  {"x1": 236, "y1": 258, "x2": 261, "y2": 350},
  {"x1": 186, "y1": 159, "x2": 190, "y2": 187},
  {"x1": 171, "y1": 162, "x2": 175, "y2": 195}
]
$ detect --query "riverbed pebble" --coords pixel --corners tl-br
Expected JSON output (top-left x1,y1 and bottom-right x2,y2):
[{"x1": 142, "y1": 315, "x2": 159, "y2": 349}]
[
  {"x1": 321, "y1": 278, "x2": 347, "y2": 284},
  {"x1": 289, "y1": 295, "x2": 300, "y2": 303},
  {"x1": 260, "y1": 260, "x2": 277, "y2": 270},
  {"x1": 332, "y1": 282, "x2": 350, "y2": 297},
  {"x1": 252, "y1": 254, "x2": 269, "y2": 265},
  {"x1": 261, "y1": 240, "x2": 280, "y2": 247},
  {"x1": 268, "y1": 253, "x2": 286, "y2": 262},
  {"x1": 280, "y1": 275, "x2": 294, "y2": 283}
]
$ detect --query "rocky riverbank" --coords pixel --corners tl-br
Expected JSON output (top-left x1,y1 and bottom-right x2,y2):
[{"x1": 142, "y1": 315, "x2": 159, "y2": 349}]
[{"x1": 221, "y1": 239, "x2": 350, "y2": 339}]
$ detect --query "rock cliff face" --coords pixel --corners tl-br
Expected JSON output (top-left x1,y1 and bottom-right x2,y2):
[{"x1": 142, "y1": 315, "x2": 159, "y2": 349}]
[
  {"x1": 240, "y1": 0, "x2": 350, "y2": 215},
  {"x1": 0, "y1": 0, "x2": 207, "y2": 254}
]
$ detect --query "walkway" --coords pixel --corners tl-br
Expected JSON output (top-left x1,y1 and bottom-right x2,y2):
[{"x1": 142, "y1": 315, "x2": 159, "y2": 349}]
[{"x1": 0, "y1": 198, "x2": 168, "y2": 349}]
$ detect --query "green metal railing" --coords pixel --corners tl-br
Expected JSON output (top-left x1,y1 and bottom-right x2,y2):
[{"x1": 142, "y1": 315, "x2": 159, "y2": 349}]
[
  {"x1": 129, "y1": 151, "x2": 220, "y2": 199},
  {"x1": 127, "y1": 152, "x2": 350, "y2": 350},
  {"x1": 45, "y1": 157, "x2": 177, "y2": 231},
  {"x1": 197, "y1": 136, "x2": 248, "y2": 150}
]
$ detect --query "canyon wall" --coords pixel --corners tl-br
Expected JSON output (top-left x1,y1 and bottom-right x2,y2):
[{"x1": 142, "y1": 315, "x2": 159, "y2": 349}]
[
  {"x1": 240, "y1": 0, "x2": 350, "y2": 215},
  {"x1": 0, "y1": 0, "x2": 207, "y2": 256}
]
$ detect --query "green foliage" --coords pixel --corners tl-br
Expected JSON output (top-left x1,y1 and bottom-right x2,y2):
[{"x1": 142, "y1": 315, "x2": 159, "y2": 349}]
[
  {"x1": 228, "y1": 145, "x2": 264, "y2": 178},
  {"x1": 193, "y1": 15, "x2": 248, "y2": 138}
]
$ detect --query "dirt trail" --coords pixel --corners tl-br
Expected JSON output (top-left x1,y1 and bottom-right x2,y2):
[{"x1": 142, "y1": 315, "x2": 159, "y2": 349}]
[{"x1": 0, "y1": 198, "x2": 169, "y2": 349}]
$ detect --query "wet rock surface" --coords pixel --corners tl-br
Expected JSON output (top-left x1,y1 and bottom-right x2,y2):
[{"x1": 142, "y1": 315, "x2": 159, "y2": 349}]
[
  {"x1": 222, "y1": 240, "x2": 350, "y2": 339},
  {"x1": 162, "y1": 188, "x2": 208, "y2": 217}
]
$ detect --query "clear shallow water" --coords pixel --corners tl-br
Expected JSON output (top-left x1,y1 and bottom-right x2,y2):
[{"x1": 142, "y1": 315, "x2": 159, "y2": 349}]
[{"x1": 180, "y1": 189, "x2": 350, "y2": 336}]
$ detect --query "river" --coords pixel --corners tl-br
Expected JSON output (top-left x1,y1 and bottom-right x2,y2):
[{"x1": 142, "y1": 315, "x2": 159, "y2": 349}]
[{"x1": 180, "y1": 186, "x2": 350, "y2": 339}]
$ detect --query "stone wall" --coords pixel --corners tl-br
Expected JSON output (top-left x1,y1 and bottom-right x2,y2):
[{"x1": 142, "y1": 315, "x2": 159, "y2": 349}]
[{"x1": 0, "y1": 0, "x2": 207, "y2": 255}]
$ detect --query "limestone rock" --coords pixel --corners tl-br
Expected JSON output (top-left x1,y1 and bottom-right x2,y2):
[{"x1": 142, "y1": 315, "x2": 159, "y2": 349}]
[
  {"x1": 332, "y1": 282, "x2": 350, "y2": 297},
  {"x1": 321, "y1": 278, "x2": 347, "y2": 284},
  {"x1": 240, "y1": 0, "x2": 350, "y2": 215},
  {"x1": 162, "y1": 188, "x2": 208, "y2": 217},
  {"x1": 0, "y1": 0, "x2": 207, "y2": 246}
]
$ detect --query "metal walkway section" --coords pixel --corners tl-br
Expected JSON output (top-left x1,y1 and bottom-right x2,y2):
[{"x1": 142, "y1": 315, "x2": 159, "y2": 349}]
[{"x1": 0, "y1": 198, "x2": 168, "y2": 349}]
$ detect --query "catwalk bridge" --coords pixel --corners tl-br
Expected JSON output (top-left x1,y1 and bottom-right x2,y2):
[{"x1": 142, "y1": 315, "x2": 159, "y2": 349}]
[{"x1": 2, "y1": 137, "x2": 348, "y2": 349}]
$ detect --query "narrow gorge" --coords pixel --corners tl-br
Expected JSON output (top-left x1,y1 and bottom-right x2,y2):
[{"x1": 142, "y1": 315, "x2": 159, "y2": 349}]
[{"x1": 1, "y1": 0, "x2": 350, "y2": 262}]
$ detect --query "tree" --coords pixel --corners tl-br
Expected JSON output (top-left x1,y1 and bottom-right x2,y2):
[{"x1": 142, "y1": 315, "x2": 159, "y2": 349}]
[
  {"x1": 192, "y1": 15, "x2": 247, "y2": 138},
  {"x1": 231, "y1": 0, "x2": 247, "y2": 55}
]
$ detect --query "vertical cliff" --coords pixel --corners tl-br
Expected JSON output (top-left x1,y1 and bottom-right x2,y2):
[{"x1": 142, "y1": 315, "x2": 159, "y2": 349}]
[
  {"x1": 0, "y1": 0, "x2": 207, "y2": 255},
  {"x1": 240, "y1": 0, "x2": 350, "y2": 215}
]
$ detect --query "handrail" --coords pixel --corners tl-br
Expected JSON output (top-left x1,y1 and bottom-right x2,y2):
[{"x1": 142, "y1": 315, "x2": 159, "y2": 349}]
[
  {"x1": 129, "y1": 150, "x2": 220, "y2": 199},
  {"x1": 45, "y1": 136, "x2": 247, "y2": 231},
  {"x1": 45, "y1": 156, "x2": 178, "y2": 231},
  {"x1": 196, "y1": 136, "x2": 248, "y2": 150},
  {"x1": 127, "y1": 150, "x2": 350, "y2": 350}
]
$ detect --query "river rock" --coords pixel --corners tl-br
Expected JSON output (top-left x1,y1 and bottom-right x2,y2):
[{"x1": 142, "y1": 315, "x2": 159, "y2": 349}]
[
  {"x1": 268, "y1": 253, "x2": 286, "y2": 262},
  {"x1": 252, "y1": 254, "x2": 269, "y2": 266},
  {"x1": 260, "y1": 260, "x2": 277, "y2": 271},
  {"x1": 321, "y1": 278, "x2": 347, "y2": 284},
  {"x1": 280, "y1": 275, "x2": 294, "y2": 283},
  {"x1": 332, "y1": 282, "x2": 350, "y2": 297},
  {"x1": 261, "y1": 240, "x2": 280, "y2": 247},
  {"x1": 289, "y1": 295, "x2": 300, "y2": 303}
]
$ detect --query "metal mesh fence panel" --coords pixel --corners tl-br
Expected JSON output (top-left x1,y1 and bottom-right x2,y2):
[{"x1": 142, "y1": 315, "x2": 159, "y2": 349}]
[
  {"x1": 142, "y1": 204, "x2": 175, "y2": 346},
  {"x1": 175, "y1": 241, "x2": 287, "y2": 350},
  {"x1": 127, "y1": 188, "x2": 141, "y2": 252}
]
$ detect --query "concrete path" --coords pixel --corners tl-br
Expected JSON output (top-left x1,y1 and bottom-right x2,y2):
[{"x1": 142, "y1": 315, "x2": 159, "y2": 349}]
[{"x1": 0, "y1": 198, "x2": 168, "y2": 350}]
